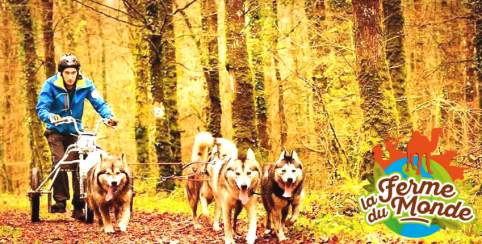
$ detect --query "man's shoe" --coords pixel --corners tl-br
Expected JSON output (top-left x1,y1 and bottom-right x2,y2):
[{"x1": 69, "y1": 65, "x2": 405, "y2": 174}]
[
  {"x1": 51, "y1": 201, "x2": 66, "y2": 213},
  {"x1": 71, "y1": 207, "x2": 85, "y2": 220}
]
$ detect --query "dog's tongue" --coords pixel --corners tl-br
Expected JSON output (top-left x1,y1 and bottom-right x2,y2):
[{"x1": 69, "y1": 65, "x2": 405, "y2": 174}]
[
  {"x1": 283, "y1": 183, "x2": 294, "y2": 198},
  {"x1": 239, "y1": 189, "x2": 250, "y2": 205},
  {"x1": 106, "y1": 186, "x2": 115, "y2": 202}
]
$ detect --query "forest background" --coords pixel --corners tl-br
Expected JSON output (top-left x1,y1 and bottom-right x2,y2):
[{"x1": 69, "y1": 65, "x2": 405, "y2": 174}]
[{"x1": 1, "y1": 0, "x2": 482, "y2": 242}]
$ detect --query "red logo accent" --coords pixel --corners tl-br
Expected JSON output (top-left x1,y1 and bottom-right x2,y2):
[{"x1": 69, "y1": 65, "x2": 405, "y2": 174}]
[{"x1": 372, "y1": 128, "x2": 469, "y2": 181}]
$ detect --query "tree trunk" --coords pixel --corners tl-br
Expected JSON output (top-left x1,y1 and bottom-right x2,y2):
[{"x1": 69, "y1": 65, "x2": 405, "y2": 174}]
[
  {"x1": 465, "y1": 24, "x2": 476, "y2": 105},
  {"x1": 9, "y1": 0, "x2": 51, "y2": 178},
  {"x1": 226, "y1": 0, "x2": 258, "y2": 153},
  {"x1": 248, "y1": 0, "x2": 269, "y2": 153},
  {"x1": 124, "y1": 0, "x2": 151, "y2": 176},
  {"x1": 41, "y1": 0, "x2": 55, "y2": 78},
  {"x1": 473, "y1": 0, "x2": 482, "y2": 141},
  {"x1": 452, "y1": 2, "x2": 464, "y2": 152},
  {"x1": 0, "y1": 98, "x2": 8, "y2": 192},
  {"x1": 352, "y1": 0, "x2": 399, "y2": 178},
  {"x1": 146, "y1": 0, "x2": 177, "y2": 191},
  {"x1": 306, "y1": 0, "x2": 347, "y2": 179},
  {"x1": 162, "y1": 0, "x2": 182, "y2": 175},
  {"x1": 84, "y1": 27, "x2": 94, "y2": 80},
  {"x1": 60, "y1": 0, "x2": 77, "y2": 52},
  {"x1": 202, "y1": 0, "x2": 222, "y2": 138},
  {"x1": 382, "y1": 0, "x2": 413, "y2": 141},
  {"x1": 1, "y1": 9, "x2": 14, "y2": 192},
  {"x1": 464, "y1": 12, "x2": 477, "y2": 145},
  {"x1": 305, "y1": 0, "x2": 327, "y2": 141},
  {"x1": 97, "y1": 18, "x2": 108, "y2": 100},
  {"x1": 271, "y1": 0, "x2": 287, "y2": 149},
  {"x1": 278, "y1": 82, "x2": 287, "y2": 147}
]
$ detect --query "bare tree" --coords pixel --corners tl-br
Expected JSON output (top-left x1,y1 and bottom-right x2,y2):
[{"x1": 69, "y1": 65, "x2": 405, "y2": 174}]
[
  {"x1": 8, "y1": 0, "x2": 51, "y2": 177},
  {"x1": 146, "y1": 0, "x2": 178, "y2": 191},
  {"x1": 1, "y1": 6, "x2": 14, "y2": 192},
  {"x1": 202, "y1": 0, "x2": 222, "y2": 138},
  {"x1": 226, "y1": 0, "x2": 258, "y2": 153},
  {"x1": 352, "y1": 0, "x2": 399, "y2": 177},
  {"x1": 161, "y1": 0, "x2": 182, "y2": 171},
  {"x1": 41, "y1": 0, "x2": 55, "y2": 78},
  {"x1": 248, "y1": 0, "x2": 269, "y2": 153},
  {"x1": 472, "y1": 0, "x2": 482, "y2": 140},
  {"x1": 382, "y1": 0, "x2": 413, "y2": 141},
  {"x1": 123, "y1": 0, "x2": 150, "y2": 176}
]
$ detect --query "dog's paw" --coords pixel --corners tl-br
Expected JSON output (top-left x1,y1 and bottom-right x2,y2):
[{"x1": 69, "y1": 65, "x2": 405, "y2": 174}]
[
  {"x1": 277, "y1": 234, "x2": 287, "y2": 242},
  {"x1": 118, "y1": 223, "x2": 127, "y2": 232},
  {"x1": 213, "y1": 222, "x2": 221, "y2": 231},
  {"x1": 224, "y1": 239, "x2": 235, "y2": 244},
  {"x1": 246, "y1": 234, "x2": 257, "y2": 244},
  {"x1": 104, "y1": 226, "x2": 115, "y2": 233},
  {"x1": 200, "y1": 214, "x2": 214, "y2": 225},
  {"x1": 285, "y1": 218, "x2": 296, "y2": 227},
  {"x1": 193, "y1": 223, "x2": 201, "y2": 229}
]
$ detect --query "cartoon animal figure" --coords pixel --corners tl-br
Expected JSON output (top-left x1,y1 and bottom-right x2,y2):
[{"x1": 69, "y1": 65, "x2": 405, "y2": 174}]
[
  {"x1": 371, "y1": 144, "x2": 391, "y2": 169},
  {"x1": 383, "y1": 133, "x2": 405, "y2": 162},
  {"x1": 406, "y1": 128, "x2": 443, "y2": 175}
]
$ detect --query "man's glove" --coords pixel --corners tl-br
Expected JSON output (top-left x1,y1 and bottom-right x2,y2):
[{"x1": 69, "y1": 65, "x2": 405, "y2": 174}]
[
  {"x1": 49, "y1": 114, "x2": 62, "y2": 124},
  {"x1": 108, "y1": 117, "x2": 119, "y2": 126}
]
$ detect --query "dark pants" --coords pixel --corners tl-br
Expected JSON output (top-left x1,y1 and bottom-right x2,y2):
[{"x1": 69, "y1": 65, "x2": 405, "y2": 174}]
[{"x1": 44, "y1": 129, "x2": 82, "y2": 208}]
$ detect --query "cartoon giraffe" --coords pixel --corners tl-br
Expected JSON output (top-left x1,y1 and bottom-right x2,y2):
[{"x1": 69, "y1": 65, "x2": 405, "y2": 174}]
[
  {"x1": 406, "y1": 128, "x2": 443, "y2": 175},
  {"x1": 383, "y1": 133, "x2": 405, "y2": 162}
]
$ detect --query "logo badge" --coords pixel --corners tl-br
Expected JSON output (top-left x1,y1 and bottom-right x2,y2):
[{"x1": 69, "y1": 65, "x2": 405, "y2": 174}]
[
  {"x1": 358, "y1": 129, "x2": 475, "y2": 238},
  {"x1": 91, "y1": 90, "x2": 101, "y2": 99}
]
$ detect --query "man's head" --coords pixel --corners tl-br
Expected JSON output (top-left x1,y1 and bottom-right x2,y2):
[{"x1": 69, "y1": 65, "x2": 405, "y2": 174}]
[{"x1": 58, "y1": 54, "x2": 81, "y2": 87}]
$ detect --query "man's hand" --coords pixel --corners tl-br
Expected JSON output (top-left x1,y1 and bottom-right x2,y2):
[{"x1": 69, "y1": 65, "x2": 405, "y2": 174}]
[
  {"x1": 108, "y1": 117, "x2": 119, "y2": 126},
  {"x1": 49, "y1": 114, "x2": 61, "y2": 124}
]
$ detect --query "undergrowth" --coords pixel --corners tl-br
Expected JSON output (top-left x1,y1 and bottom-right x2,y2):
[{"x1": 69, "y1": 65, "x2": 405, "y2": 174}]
[{"x1": 1, "y1": 177, "x2": 481, "y2": 243}]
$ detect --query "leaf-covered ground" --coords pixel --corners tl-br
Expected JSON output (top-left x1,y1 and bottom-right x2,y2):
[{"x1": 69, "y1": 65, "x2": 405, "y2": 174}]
[
  {"x1": 2, "y1": 181, "x2": 481, "y2": 243},
  {"x1": 0, "y1": 209, "x2": 326, "y2": 244}
]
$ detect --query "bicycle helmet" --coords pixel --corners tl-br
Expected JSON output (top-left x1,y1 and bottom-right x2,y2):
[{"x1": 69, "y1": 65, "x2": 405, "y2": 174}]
[{"x1": 58, "y1": 54, "x2": 81, "y2": 72}]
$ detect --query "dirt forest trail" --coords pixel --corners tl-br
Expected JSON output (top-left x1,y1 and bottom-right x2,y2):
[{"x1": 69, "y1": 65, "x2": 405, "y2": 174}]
[{"x1": 0, "y1": 210, "x2": 323, "y2": 243}]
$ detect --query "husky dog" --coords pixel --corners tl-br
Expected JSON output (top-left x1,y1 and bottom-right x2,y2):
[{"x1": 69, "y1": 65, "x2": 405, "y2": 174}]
[
  {"x1": 85, "y1": 153, "x2": 133, "y2": 233},
  {"x1": 185, "y1": 132, "x2": 237, "y2": 229},
  {"x1": 212, "y1": 148, "x2": 261, "y2": 244},
  {"x1": 261, "y1": 150, "x2": 305, "y2": 241}
]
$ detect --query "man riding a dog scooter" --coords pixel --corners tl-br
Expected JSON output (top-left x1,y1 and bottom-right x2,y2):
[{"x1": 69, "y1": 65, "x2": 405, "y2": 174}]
[{"x1": 36, "y1": 54, "x2": 118, "y2": 219}]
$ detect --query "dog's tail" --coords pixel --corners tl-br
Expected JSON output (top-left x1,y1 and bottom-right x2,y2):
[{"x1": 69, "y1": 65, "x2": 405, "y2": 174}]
[
  {"x1": 215, "y1": 137, "x2": 238, "y2": 159},
  {"x1": 192, "y1": 132, "x2": 214, "y2": 162}
]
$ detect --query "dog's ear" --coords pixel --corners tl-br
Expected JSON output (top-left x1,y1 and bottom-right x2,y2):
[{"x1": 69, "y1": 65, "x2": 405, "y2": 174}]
[
  {"x1": 232, "y1": 147, "x2": 238, "y2": 161},
  {"x1": 291, "y1": 151, "x2": 302, "y2": 168},
  {"x1": 100, "y1": 153, "x2": 103, "y2": 162},
  {"x1": 247, "y1": 148, "x2": 256, "y2": 161},
  {"x1": 121, "y1": 153, "x2": 126, "y2": 164},
  {"x1": 276, "y1": 150, "x2": 286, "y2": 165},
  {"x1": 209, "y1": 145, "x2": 219, "y2": 161}
]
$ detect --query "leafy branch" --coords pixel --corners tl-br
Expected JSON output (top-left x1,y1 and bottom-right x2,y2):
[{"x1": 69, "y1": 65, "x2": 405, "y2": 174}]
[
  {"x1": 363, "y1": 163, "x2": 386, "y2": 193},
  {"x1": 431, "y1": 218, "x2": 462, "y2": 230}
]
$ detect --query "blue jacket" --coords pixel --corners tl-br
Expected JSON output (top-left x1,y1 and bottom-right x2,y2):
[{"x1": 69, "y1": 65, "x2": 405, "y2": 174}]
[{"x1": 36, "y1": 73, "x2": 114, "y2": 135}]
